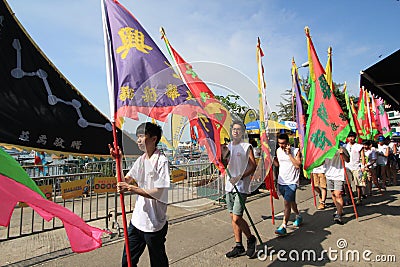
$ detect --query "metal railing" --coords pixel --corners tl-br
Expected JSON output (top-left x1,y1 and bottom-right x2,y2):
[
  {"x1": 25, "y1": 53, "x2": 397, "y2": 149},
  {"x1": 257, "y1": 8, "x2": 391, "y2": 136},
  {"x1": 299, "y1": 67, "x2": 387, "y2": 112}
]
[{"x1": 0, "y1": 160, "x2": 225, "y2": 241}]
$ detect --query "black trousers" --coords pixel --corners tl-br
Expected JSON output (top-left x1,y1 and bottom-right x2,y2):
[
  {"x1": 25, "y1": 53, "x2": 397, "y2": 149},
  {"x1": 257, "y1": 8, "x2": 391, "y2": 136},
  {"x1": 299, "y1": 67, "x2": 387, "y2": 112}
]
[{"x1": 122, "y1": 222, "x2": 168, "y2": 267}]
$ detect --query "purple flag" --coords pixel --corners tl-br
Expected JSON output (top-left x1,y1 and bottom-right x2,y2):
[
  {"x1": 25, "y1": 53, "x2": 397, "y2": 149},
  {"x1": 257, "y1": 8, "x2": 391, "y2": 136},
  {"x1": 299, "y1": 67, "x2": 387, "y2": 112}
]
[
  {"x1": 292, "y1": 60, "x2": 306, "y2": 152},
  {"x1": 102, "y1": 0, "x2": 202, "y2": 123}
]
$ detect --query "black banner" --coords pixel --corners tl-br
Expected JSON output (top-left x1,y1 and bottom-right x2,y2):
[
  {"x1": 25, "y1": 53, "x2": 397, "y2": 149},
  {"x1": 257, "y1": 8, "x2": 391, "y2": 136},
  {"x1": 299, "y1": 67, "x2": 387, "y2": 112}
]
[{"x1": 0, "y1": 0, "x2": 139, "y2": 156}]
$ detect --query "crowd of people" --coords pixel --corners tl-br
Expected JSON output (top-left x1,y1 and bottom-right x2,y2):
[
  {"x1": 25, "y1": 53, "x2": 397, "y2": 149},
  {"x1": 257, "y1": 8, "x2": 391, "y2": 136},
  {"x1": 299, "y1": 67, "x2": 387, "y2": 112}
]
[
  {"x1": 222, "y1": 125, "x2": 399, "y2": 258},
  {"x1": 109, "y1": 122, "x2": 399, "y2": 266},
  {"x1": 311, "y1": 132, "x2": 398, "y2": 214}
]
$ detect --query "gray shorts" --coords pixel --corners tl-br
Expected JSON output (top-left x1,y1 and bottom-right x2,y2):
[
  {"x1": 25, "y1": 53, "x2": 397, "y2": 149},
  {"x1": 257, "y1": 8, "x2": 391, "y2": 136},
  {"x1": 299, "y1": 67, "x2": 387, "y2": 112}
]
[
  {"x1": 226, "y1": 192, "x2": 248, "y2": 216},
  {"x1": 326, "y1": 179, "x2": 344, "y2": 191}
]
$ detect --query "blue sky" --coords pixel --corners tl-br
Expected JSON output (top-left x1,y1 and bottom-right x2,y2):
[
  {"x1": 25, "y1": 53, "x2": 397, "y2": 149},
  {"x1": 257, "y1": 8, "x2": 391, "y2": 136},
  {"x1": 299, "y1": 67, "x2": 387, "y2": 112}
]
[{"x1": 7, "y1": 0, "x2": 400, "y2": 120}]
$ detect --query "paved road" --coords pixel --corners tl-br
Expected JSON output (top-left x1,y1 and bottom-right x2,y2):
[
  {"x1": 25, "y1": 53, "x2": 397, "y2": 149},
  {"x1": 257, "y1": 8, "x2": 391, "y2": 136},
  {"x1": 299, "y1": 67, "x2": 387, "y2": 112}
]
[{"x1": 2, "y1": 177, "x2": 399, "y2": 267}]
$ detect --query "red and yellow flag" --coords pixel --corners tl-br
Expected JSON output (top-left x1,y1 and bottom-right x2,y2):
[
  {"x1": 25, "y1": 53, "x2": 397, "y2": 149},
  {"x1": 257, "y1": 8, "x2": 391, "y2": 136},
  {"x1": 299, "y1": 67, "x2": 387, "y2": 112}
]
[
  {"x1": 256, "y1": 38, "x2": 277, "y2": 199},
  {"x1": 349, "y1": 97, "x2": 363, "y2": 137},
  {"x1": 161, "y1": 28, "x2": 231, "y2": 172}
]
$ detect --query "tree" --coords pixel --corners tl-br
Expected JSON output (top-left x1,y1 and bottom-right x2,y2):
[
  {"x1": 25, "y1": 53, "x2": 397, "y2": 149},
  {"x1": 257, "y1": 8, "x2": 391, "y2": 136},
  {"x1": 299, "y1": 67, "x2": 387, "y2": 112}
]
[
  {"x1": 277, "y1": 88, "x2": 295, "y2": 121},
  {"x1": 215, "y1": 94, "x2": 248, "y2": 120},
  {"x1": 277, "y1": 75, "x2": 349, "y2": 122}
]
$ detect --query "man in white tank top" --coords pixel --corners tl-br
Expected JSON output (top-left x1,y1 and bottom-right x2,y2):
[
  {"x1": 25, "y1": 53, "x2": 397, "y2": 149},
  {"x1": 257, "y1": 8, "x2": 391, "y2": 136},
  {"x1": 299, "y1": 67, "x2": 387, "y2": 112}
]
[{"x1": 223, "y1": 121, "x2": 257, "y2": 259}]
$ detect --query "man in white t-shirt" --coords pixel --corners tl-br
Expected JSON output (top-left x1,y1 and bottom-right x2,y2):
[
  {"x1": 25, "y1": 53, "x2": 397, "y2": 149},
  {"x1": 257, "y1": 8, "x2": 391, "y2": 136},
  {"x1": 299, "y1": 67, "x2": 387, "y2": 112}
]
[
  {"x1": 362, "y1": 140, "x2": 383, "y2": 195},
  {"x1": 324, "y1": 144, "x2": 349, "y2": 225},
  {"x1": 110, "y1": 122, "x2": 170, "y2": 267},
  {"x1": 344, "y1": 132, "x2": 365, "y2": 205},
  {"x1": 273, "y1": 133, "x2": 302, "y2": 236},
  {"x1": 223, "y1": 121, "x2": 257, "y2": 259},
  {"x1": 386, "y1": 137, "x2": 398, "y2": 186},
  {"x1": 376, "y1": 135, "x2": 389, "y2": 190}
]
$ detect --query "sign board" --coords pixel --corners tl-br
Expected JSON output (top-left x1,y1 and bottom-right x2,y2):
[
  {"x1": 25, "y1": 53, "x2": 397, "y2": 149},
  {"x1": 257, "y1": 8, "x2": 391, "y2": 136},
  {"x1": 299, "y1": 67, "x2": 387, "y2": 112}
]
[
  {"x1": 93, "y1": 177, "x2": 117, "y2": 193},
  {"x1": 60, "y1": 179, "x2": 88, "y2": 199},
  {"x1": 171, "y1": 169, "x2": 186, "y2": 183}
]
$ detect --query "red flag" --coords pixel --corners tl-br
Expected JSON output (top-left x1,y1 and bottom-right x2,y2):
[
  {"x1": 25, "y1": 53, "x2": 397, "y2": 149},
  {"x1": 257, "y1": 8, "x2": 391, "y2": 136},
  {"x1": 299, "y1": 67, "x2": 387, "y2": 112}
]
[
  {"x1": 357, "y1": 88, "x2": 371, "y2": 139},
  {"x1": 161, "y1": 29, "x2": 230, "y2": 172},
  {"x1": 349, "y1": 97, "x2": 363, "y2": 138},
  {"x1": 367, "y1": 91, "x2": 379, "y2": 138},
  {"x1": 303, "y1": 27, "x2": 350, "y2": 173}
]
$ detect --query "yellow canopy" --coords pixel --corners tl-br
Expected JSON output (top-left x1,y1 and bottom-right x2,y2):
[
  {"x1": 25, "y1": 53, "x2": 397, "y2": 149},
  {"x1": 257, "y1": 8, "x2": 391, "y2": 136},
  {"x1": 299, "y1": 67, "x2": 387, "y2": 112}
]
[
  {"x1": 268, "y1": 120, "x2": 292, "y2": 130},
  {"x1": 246, "y1": 120, "x2": 292, "y2": 134}
]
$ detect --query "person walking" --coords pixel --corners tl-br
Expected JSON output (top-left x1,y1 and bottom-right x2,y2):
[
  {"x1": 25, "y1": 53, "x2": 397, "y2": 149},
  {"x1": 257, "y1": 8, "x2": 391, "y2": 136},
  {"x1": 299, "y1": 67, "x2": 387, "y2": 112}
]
[
  {"x1": 311, "y1": 165, "x2": 327, "y2": 210},
  {"x1": 387, "y1": 137, "x2": 398, "y2": 186},
  {"x1": 324, "y1": 144, "x2": 350, "y2": 224},
  {"x1": 273, "y1": 133, "x2": 302, "y2": 236},
  {"x1": 344, "y1": 132, "x2": 365, "y2": 205},
  {"x1": 223, "y1": 121, "x2": 258, "y2": 258},
  {"x1": 362, "y1": 140, "x2": 383, "y2": 196},
  {"x1": 110, "y1": 122, "x2": 170, "y2": 267}
]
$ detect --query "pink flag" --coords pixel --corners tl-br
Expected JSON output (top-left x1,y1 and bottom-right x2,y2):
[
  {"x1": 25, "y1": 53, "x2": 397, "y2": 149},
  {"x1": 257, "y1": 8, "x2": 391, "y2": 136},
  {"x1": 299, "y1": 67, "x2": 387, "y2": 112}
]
[
  {"x1": 0, "y1": 174, "x2": 107, "y2": 253},
  {"x1": 375, "y1": 98, "x2": 391, "y2": 138}
]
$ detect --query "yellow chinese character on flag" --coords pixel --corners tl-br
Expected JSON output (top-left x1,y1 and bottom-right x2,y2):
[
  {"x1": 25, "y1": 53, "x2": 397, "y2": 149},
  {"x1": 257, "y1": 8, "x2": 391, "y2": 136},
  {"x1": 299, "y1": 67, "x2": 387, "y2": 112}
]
[{"x1": 116, "y1": 27, "x2": 153, "y2": 59}]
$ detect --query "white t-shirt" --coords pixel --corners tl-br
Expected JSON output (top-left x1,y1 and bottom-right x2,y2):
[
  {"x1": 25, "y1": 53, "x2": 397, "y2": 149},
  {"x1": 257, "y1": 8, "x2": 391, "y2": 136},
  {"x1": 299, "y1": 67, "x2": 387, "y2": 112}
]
[
  {"x1": 324, "y1": 151, "x2": 345, "y2": 181},
  {"x1": 344, "y1": 143, "x2": 363, "y2": 171},
  {"x1": 388, "y1": 142, "x2": 396, "y2": 152},
  {"x1": 376, "y1": 144, "x2": 388, "y2": 166},
  {"x1": 364, "y1": 148, "x2": 377, "y2": 168},
  {"x1": 225, "y1": 142, "x2": 252, "y2": 194},
  {"x1": 311, "y1": 164, "x2": 325, "y2": 174},
  {"x1": 324, "y1": 150, "x2": 345, "y2": 181},
  {"x1": 126, "y1": 150, "x2": 170, "y2": 232},
  {"x1": 276, "y1": 147, "x2": 300, "y2": 185}
]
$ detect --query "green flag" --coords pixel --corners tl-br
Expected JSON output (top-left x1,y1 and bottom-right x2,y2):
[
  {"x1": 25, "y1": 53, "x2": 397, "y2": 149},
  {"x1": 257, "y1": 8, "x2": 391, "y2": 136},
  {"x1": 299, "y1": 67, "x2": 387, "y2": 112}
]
[{"x1": 303, "y1": 27, "x2": 350, "y2": 174}]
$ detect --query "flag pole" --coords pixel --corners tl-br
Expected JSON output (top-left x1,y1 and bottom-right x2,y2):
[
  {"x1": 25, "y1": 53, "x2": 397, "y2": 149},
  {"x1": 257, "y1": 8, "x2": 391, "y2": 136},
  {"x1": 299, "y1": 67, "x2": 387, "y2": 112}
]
[
  {"x1": 311, "y1": 177, "x2": 317, "y2": 207},
  {"x1": 256, "y1": 37, "x2": 276, "y2": 226},
  {"x1": 268, "y1": 165, "x2": 275, "y2": 225},
  {"x1": 339, "y1": 154, "x2": 358, "y2": 220},
  {"x1": 292, "y1": 59, "x2": 316, "y2": 207},
  {"x1": 264, "y1": 163, "x2": 275, "y2": 224},
  {"x1": 269, "y1": 192, "x2": 275, "y2": 225},
  {"x1": 112, "y1": 122, "x2": 132, "y2": 266}
]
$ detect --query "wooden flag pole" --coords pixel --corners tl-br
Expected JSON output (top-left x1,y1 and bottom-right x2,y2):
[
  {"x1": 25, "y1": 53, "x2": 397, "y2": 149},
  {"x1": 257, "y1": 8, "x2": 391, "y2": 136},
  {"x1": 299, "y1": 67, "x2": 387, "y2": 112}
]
[
  {"x1": 311, "y1": 176, "x2": 317, "y2": 207},
  {"x1": 112, "y1": 122, "x2": 132, "y2": 266},
  {"x1": 340, "y1": 154, "x2": 359, "y2": 220}
]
